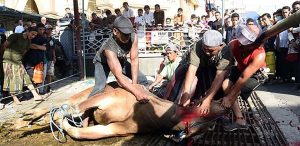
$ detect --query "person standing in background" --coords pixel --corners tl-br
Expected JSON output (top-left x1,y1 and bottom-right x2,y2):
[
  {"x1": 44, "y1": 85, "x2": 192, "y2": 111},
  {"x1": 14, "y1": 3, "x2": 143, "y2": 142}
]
[
  {"x1": 275, "y1": 6, "x2": 291, "y2": 82},
  {"x1": 143, "y1": 5, "x2": 154, "y2": 28},
  {"x1": 134, "y1": 9, "x2": 146, "y2": 29},
  {"x1": 225, "y1": 13, "x2": 240, "y2": 44},
  {"x1": 122, "y1": 2, "x2": 135, "y2": 24},
  {"x1": 104, "y1": 10, "x2": 117, "y2": 28},
  {"x1": 174, "y1": 8, "x2": 185, "y2": 28},
  {"x1": 64, "y1": 7, "x2": 74, "y2": 20},
  {"x1": 114, "y1": 8, "x2": 122, "y2": 17},
  {"x1": 90, "y1": 12, "x2": 104, "y2": 30},
  {"x1": 153, "y1": 4, "x2": 165, "y2": 27},
  {"x1": 44, "y1": 25, "x2": 56, "y2": 93}
]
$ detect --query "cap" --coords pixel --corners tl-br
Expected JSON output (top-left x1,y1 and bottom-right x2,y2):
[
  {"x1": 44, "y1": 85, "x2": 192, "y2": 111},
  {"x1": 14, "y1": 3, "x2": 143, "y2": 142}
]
[
  {"x1": 165, "y1": 43, "x2": 178, "y2": 52},
  {"x1": 236, "y1": 24, "x2": 260, "y2": 45},
  {"x1": 113, "y1": 16, "x2": 134, "y2": 34},
  {"x1": 202, "y1": 30, "x2": 223, "y2": 47},
  {"x1": 45, "y1": 25, "x2": 53, "y2": 29}
]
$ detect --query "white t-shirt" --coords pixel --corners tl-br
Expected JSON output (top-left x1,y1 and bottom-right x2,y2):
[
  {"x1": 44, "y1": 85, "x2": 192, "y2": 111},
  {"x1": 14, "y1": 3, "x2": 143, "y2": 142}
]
[
  {"x1": 143, "y1": 12, "x2": 154, "y2": 26},
  {"x1": 135, "y1": 16, "x2": 146, "y2": 26},
  {"x1": 14, "y1": 25, "x2": 24, "y2": 33},
  {"x1": 122, "y1": 9, "x2": 134, "y2": 18}
]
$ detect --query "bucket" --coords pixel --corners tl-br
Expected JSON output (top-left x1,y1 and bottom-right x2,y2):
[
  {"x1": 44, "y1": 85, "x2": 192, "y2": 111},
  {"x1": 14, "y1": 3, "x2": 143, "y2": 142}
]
[
  {"x1": 265, "y1": 51, "x2": 275, "y2": 74},
  {"x1": 33, "y1": 62, "x2": 44, "y2": 84}
]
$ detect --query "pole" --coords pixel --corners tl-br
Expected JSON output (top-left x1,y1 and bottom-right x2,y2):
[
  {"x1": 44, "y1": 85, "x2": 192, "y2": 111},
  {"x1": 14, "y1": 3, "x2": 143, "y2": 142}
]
[
  {"x1": 73, "y1": 0, "x2": 84, "y2": 80},
  {"x1": 221, "y1": 0, "x2": 224, "y2": 37},
  {"x1": 82, "y1": 0, "x2": 86, "y2": 80}
]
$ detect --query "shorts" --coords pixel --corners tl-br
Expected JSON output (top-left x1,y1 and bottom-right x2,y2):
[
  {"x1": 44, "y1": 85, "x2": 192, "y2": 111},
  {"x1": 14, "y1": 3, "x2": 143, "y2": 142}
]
[
  {"x1": 46, "y1": 61, "x2": 55, "y2": 76},
  {"x1": 228, "y1": 66, "x2": 261, "y2": 101},
  {"x1": 2, "y1": 62, "x2": 32, "y2": 93}
]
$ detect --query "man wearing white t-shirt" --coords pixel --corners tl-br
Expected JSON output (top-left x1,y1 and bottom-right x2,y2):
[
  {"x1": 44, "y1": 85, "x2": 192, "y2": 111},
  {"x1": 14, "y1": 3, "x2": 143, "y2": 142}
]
[
  {"x1": 135, "y1": 9, "x2": 146, "y2": 51},
  {"x1": 143, "y1": 5, "x2": 154, "y2": 27},
  {"x1": 122, "y1": 2, "x2": 134, "y2": 24},
  {"x1": 135, "y1": 9, "x2": 146, "y2": 29}
]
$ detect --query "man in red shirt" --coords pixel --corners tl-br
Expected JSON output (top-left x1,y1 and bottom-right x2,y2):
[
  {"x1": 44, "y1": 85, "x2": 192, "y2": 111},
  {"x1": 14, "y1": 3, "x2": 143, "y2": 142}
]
[{"x1": 221, "y1": 24, "x2": 267, "y2": 131}]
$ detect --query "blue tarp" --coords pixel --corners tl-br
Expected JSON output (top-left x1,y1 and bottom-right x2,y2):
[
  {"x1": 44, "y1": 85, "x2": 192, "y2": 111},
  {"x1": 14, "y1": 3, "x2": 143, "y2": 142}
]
[{"x1": 240, "y1": 11, "x2": 260, "y2": 24}]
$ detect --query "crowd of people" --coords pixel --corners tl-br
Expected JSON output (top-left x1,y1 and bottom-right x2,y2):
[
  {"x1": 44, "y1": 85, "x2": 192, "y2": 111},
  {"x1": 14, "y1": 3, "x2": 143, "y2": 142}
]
[
  {"x1": 96, "y1": 1, "x2": 299, "y2": 134},
  {"x1": 0, "y1": 16, "x2": 61, "y2": 109},
  {"x1": 64, "y1": 2, "x2": 212, "y2": 32}
]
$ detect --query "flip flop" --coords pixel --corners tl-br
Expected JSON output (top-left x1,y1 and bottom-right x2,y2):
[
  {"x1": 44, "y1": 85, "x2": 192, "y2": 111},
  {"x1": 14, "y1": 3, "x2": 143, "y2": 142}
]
[
  {"x1": 34, "y1": 98, "x2": 47, "y2": 101},
  {"x1": 35, "y1": 93, "x2": 52, "y2": 101}
]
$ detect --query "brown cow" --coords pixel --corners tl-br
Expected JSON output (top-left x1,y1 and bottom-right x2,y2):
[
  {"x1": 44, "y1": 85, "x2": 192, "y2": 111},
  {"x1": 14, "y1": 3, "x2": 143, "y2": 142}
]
[{"x1": 8, "y1": 82, "x2": 228, "y2": 140}]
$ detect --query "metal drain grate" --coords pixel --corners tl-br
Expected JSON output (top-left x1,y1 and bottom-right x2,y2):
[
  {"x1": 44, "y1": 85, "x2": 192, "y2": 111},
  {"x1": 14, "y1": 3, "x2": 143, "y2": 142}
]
[
  {"x1": 191, "y1": 92, "x2": 288, "y2": 146},
  {"x1": 118, "y1": 92, "x2": 288, "y2": 146}
]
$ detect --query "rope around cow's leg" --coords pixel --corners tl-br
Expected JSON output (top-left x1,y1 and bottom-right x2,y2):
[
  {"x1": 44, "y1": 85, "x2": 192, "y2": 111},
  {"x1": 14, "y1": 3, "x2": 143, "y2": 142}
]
[{"x1": 49, "y1": 104, "x2": 83, "y2": 142}]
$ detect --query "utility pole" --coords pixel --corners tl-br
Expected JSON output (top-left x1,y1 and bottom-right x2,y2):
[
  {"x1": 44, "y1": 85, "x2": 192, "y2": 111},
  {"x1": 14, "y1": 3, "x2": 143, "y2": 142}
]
[
  {"x1": 221, "y1": 0, "x2": 224, "y2": 37},
  {"x1": 73, "y1": 0, "x2": 84, "y2": 80}
]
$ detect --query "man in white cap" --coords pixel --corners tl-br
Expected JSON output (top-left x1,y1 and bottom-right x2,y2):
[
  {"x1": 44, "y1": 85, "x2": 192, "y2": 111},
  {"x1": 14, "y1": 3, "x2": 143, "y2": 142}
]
[
  {"x1": 91, "y1": 16, "x2": 149, "y2": 103},
  {"x1": 148, "y1": 43, "x2": 181, "y2": 97},
  {"x1": 178, "y1": 30, "x2": 234, "y2": 108},
  {"x1": 221, "y1": 24, "x2": 267, "y2": 131}
]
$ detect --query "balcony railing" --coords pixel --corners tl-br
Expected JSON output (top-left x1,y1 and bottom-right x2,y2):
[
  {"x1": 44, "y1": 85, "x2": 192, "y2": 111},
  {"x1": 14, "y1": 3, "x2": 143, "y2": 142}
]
[{"x1": 73, "y1": 26, "x2": 207, "y2": 58}]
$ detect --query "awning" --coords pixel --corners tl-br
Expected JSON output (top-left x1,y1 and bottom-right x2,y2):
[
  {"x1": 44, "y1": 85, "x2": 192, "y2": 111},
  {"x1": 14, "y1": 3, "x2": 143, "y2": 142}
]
[
  {"x1": 0, "y1": 6, "x2": 57, "y2": 23},
  {"x1": 189, "y1": 0, "x2": 201, "y2": 6}
]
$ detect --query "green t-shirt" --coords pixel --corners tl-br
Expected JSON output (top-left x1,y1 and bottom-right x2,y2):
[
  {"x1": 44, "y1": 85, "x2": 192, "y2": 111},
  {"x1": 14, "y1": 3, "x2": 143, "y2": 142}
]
[
  {"x1": 3, "y1": 33, "x2": 31, "y2": 64},
  {"x1": 160, "y1": 58, "x2": 181, "y2": 80},
  {"x1": 189, "y1": 40, "x2": 233, "y2": 70}
]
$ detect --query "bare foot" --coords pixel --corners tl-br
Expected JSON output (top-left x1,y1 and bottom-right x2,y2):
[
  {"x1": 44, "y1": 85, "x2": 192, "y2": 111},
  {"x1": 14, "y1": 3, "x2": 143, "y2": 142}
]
[
  {"x1": 12, "y1": 95, "x2": 22, "y2": 105},
  {"x1": 13, "y1": 101, "x2": 22, "y2": 105}
]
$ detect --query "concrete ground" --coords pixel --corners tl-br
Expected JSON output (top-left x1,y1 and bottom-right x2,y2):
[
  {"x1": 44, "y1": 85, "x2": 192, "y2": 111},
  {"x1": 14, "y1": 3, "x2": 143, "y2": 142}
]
[{"x1": 256, "y1": 83, "x2": 300, "y2": 146}]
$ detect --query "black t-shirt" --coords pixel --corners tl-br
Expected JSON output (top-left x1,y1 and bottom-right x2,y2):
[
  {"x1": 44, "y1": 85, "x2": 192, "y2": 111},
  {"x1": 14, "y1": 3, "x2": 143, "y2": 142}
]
[{"x1": 23, "y1": 34, "x2": 47, "y2": 66}]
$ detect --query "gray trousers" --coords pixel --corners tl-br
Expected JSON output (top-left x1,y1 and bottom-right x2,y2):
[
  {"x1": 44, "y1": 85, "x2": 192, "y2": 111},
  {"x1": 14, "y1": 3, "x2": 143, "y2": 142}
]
[{"x1": 89, "y1": 61, "x2": 148, "y2": 97}]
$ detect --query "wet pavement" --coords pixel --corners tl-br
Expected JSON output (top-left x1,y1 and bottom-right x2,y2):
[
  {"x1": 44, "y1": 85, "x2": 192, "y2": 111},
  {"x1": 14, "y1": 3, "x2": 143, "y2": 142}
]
[{"x1": 256, "y1": 83, "x2": 300, "y2": 146}]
